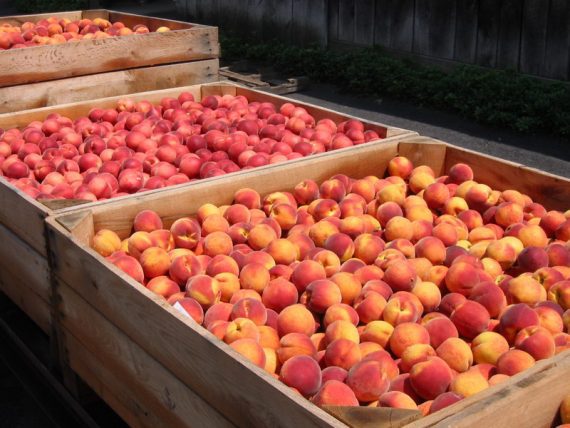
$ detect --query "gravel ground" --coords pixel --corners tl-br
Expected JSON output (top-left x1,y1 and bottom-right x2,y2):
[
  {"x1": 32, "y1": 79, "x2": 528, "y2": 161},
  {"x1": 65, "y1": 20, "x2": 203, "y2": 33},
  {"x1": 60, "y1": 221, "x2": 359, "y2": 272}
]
[{"x1": 288, "y1": 84, "x2": 570, "y2": 178}]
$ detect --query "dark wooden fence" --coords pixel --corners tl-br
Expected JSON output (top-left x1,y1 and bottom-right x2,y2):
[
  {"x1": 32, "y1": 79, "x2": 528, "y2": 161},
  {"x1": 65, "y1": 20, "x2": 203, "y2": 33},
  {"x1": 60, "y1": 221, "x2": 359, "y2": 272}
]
[{"x1": 178, "y1": 0, "x2": 570, "y2": 80}]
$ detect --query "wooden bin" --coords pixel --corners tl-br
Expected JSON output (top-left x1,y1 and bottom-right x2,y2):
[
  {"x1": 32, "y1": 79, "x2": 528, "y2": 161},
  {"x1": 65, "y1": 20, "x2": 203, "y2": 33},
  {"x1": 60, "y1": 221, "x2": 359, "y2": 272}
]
[
  {"x1": 0, "y1": 10, "x2": 220, "y2": 113},
  {"x1": 45, "y1": 137, "x2": 570, "y2": 427},
  {"x1": 0, "y1": 81, "x2": 415, "y2": 336}
]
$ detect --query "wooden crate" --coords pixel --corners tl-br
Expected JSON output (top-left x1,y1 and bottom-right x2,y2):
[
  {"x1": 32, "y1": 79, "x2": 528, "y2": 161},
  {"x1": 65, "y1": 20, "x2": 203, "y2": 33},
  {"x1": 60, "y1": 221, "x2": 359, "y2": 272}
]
[
  {"x1": 45, "y1": 136, "x2": 570, "y2": 427},
  {"x1": 0, "y1": 81, "x2": 415, "y2": 336},
  {"x1": 0, "y1": 60, "x2": 219, "y2": 113},
  {"x1": 0, "y1": 9, "x2": 219, "y2": 87}
]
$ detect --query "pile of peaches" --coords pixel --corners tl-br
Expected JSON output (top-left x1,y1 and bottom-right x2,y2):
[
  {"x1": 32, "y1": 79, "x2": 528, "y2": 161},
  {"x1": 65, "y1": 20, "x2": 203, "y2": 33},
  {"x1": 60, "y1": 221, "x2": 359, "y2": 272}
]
[
  {"x1": 0, "y1": 16, "x2": 169, "y2": 49},
  {"x1": 92, "y1": 156, "x2": 570, "y2": 417},
  {"x1": 0, "y1": 92, "x2": 381, "y2": 201}
]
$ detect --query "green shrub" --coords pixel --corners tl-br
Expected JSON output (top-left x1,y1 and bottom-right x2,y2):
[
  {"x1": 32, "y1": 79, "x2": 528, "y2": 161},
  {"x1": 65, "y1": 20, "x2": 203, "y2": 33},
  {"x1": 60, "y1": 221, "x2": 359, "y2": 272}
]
[
  {"x1": 14, "y1": 0, "x2": 87, "y2": 14},
  {"x1": 221, "y1": 35, "x2": 570, "y2": 137}
]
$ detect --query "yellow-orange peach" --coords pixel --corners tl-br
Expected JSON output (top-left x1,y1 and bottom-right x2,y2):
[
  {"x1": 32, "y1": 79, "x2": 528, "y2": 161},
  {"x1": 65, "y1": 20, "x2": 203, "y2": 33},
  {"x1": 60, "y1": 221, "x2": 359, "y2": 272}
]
[
  {"x1": 384, "y1": 216, "x2": 414, "y2": 241},
  {"x1": 146, "y1": 276, "x2": 180, "y2": 298},
  {"x1": 230, "y1": 338, "x2": 266, "y2": 369},
  {"x1": 261, "y1": 277, "x2": 298, "y2": 313},
  {"x1": 412, "y1": 281, "x2": 442, "y2": 312},
  {"x1": 93, "y1": 229, "x2": 122, "y2": 257},
  {"x1": 139, "y1": 246, "x2": 170, "y2": 278},
  {"x1": 186, "y1": 274, "x2": 221, "y2": 309},
  {"x1": 133, "y1": 209, "x2": 162, "y2": 232},
  {"x1": 223, "y1": 317, "x2": 260, "y2": 344},
  {"x1": 277, "y1": 304, "x2": 316, "y2": 337},
  {"x1": 449, "y1": 369, "x2": 489, "y2": 397},
  {"x1": 436, "y1": 337, "x2": 473, "y2": 373},
  {"x1": 312, "y1": 249, "x2": 341, "y2": 277},
  {"x1": 276, "y1": 332, "x2": 317, "y2": 363},
  {"x1": 359, "y1": 320, "x2": 394, "y2": 348},
  {"x1": 378, "y1": 391, "x2": 418, "y2": 410},
  {"x1": 389, "y1": 322, "x2": 430, "y2": 358},
  {"x1": 399, "y1": 344, "x2": 436, "y2": 373},
  {"x1": 325, "y1": 320, "x2": 360, "y2": 345},
  {"x1": 383, "y1": 292, "x2": 423, "y2": 326},
  {"x1": 240, "y1": 263, "x2": 270, "y2": 293}
]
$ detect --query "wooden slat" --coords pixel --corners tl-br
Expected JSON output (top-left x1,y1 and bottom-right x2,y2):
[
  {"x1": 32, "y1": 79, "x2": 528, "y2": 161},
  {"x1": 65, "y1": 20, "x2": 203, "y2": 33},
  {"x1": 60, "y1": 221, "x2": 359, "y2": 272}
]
[
  {"x1": 218, "y1": 0, "x2": 249, "y2": 37},
  {"x1": 0, "y1": 60, "x2": 219, "y2": 114},
  {"x1": 413, "y1": 0, "x2": 457, "y2": 59},
  {"x1": 397, "y1": 139, "x2": 448, "y2": 176},
  {"x1": 195, "y1": 0, "x2": 220, "y2": 25},
  {"x1": 261, "y1": 0, "x2": 293, "y2": 41},
  {"x1": 328, "y1": 0, "x2": 340, "y2": 41},
  {"x1": 57, "y1": 282, "x2": 235, "y2": 428},
  {"x1": 407, "y1": 350, "x2": 570, "y2": 427},
  {"x1": 47, "y1": 222, "x2": 346, "y2": 428},
  {"x1": 496, "y1": 0, "x2": 523, "y2": 70},
  {"x1": 106, "y1": 10, "x2": 194, "y2": 31},
  {"x1": 354, "y1": 0, "x2": 375, "y2": 46},
  {"x1": 0, "y1": 10, "x2": 218, "y2": 87},
  {"x1": 454, "y1": 0, "x2": 479, "y2": 63},
  {"x1": 291, "y1": 0, "x2": 328, "y2": 46},
  {"x1": 0, "y1": 11, "x2": 84, "y2": 25},
  {"x1": 520, "y1": 0, "x2": 550, "y2": 76},
  {"x1": 389, "y1": 0, "x2": 415, "y2": 51},
  {"x1": 543, "y1": 0, "x2": 570, "y2": 80},
  {"x1": 475, "y1": 0, "x2": 501, "y2": 67}
]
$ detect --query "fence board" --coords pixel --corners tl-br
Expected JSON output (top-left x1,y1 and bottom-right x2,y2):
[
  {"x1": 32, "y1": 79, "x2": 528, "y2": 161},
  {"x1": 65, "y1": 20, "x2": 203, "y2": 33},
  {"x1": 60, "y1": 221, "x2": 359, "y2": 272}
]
[
  {"x1": 496, "y1": 0, "x2": 523, "y2": 70},
  {"x1": 218, "y1": 0, "x2": 249, "y2": 37},
  {"x1": 413, "y1": 0, "x2": 430, "y2": 55},
  {"x1": 476, "y1": 0, "x2": 500, "y2": 67},
  {"x1": 454, "y1": 0, "x2": 479, "y2": 63},
  {"x1": 355, "y1": 0, "x2": 376, "y2": 46},
  {"x1": 543, "y1": 0, "x2": 570, "y2": 79},
  {"x1": 291, "y1": 0, "x2": 328, "y2": 45},
  {"x1": 390, "y1": 0, "x2": 415, "y2": 51},
  {"x1": 195, "y1": 0, "x2": 219, "y2": 25},
  {"x1": 520, "y1": 0, "x2": 550, "y2": 76},
  {"x1": 338, "y1": 0, "x2": 356, "y2": 42},
  {"x1": 373, "y1": 0, "x2": 393, "y2": 47},
  {"x1": 261, "y1": 0, "x2": 293, "y2": 41},
  {"x1": 429, "y1": 0, "x2": 456, "y2": 59},
  {"x1": 328, "y1": 0, "x2": 340, "y2": 41}
]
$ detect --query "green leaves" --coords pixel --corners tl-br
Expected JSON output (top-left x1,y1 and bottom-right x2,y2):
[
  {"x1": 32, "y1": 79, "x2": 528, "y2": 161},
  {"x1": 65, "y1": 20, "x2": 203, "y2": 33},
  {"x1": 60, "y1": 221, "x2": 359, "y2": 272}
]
[{"x1": 221, "y1": 35, "x2": 570, "y2": 138}]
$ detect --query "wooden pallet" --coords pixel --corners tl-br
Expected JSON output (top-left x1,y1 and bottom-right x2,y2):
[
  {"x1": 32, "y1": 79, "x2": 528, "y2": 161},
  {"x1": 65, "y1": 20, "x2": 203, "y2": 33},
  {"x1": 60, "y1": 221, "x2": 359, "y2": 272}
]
[
  {"x1": 0, "y1": 9, "x2": 219, "y2": 87},
  {"x1": 45, "y1": 137, "x2": 570, "y2": 427},
  {"x1": 0, "y1": 81, "x2": 415, "y2": 338}
]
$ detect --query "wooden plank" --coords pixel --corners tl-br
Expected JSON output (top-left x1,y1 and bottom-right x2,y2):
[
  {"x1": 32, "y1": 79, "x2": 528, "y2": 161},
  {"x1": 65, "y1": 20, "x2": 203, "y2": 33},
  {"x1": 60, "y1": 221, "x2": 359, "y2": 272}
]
[
  {"x1": 373, "y1": 0, "x2": 393, "y2": 47},
  {"x1": 338, "y1": 0, "x2": 355, "y2": 42},
  {"x1": 0, "y1": 11, "x2": 84, "y2": 26},
  {"x1": 328, "y1": 0, "x2": 340, "y2": 42},
  {"x1": 218, "y1": 0, "x2": 249, "y2": 37},
  {"x1": 0, "y1": 11, "x2": 218, "y2": 87},
  {"x1": 0, "y1": 60, "x2": 219, "y2": 114},
  {"x1": 443, "y1": 144, "x2": 570, "y2": 211},
  {"x1": 412, "y1": 0, "x2": 430, "y2": 56},
  {"x1": 397, "y1": 138, "x2": 448, "y2": 176},
  {"x1": 106, "y1": 11, "x2": 194, "y2": 31},
  {"x1": 453, "y1": 0, "x2": 479, "y2": 63},
  {"x1": 475, "y1": 0, "x2": 501, "y2": 67},
  {"x1": 407, "y1": 350, "x2": 570, "y2": 427},
  {"x1": 291, "y1": 0, "x2": 328, "y2": 46},
  {"x1": 520, "y1": 0, "x2": 550, "y2": 76},
  {"x1": 496, "y1": 0, "x2": 523, "y2": 70},
  {"x1": 354, "y1": 0, "x2": 375, "y2": 46},
  {"x1": 0, "y1": 179, "x2": 50, "y2": 256},
  {"x1": 47, "y1": 226, "x2": 347, "y2": 428},
  {"x1": 261, "y1": 0, "x2": 293, "y2": 41},
  {"x1": 428, "y1": 0, "x2": 456, "y2": 59},
  {"x1": 389, "y1": 0, "x2": 415, "y2": 51},
  {"x1": 195, "y1": 0, "x2": 220, "y2": 25},
  {"x1": 57, "y1": 282, "x2": 234, "y2": 428},
  {"x1": 543, "y1": 0, "x2": 570, "y2": 80}
]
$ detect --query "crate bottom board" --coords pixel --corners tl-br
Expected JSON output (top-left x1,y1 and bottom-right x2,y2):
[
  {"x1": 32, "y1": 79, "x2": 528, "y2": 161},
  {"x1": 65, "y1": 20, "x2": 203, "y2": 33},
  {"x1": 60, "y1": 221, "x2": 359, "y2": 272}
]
[
  {"x1": 0, "y1": 59, "x2": 219, "y2": 114},
  {"x1": 57, "y1": 280, "x2": 234, "y2": 428}
]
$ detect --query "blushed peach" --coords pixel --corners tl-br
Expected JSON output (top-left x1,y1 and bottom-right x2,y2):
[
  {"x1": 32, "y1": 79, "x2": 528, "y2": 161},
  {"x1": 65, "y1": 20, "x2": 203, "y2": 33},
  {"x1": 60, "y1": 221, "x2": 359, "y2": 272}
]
[
  {"x1": 346, "y1": 359, "x2": 390, "y2": 402},
  {"x1": 277, "y1": 333, "x2": 317, "y2": 363},
  {"x1": 499, "y1": 303, "x2": 541, "y2": 345},
  {"x1": 169, "y1": 254, "x2": 202, "y2": 286},
  {"x1": 240, "y1": 263, "x2": 270, "y2": 293},
  {"x1": 399, "y1": 344, "x2": 436, "y2": 373},
  {"x1": 325, "y1": 320, "x2": 360, "y2": 345},
  {"x1": 354, "y1": 291, "x2": 387, "y2": 324},
  {"x1": 230, "y1": 338, "x2": 266, "y2": 369},
  {"x1": 146, "y1": 276, "x2": 180, "y2": 299},
  {"x1": 93, "y1": 229, "x2": 122, "y2": 257},
  {"x1": 450, "y1": 300, "x2": 490, "y2": 340},
  {"x1": 377, "y1": 391, "x2": 418, "y2": 410},
  {"x1": 133, "y1": 209, "x2": 162, "y2": 232},
  {"x1": 277, "y1": 304, "x2": 316, "y2": 337},
  {"x1": 409, "y1": 356, "x2": 453, "y2": 400},
  {"x1": 324, "y1": 339, "x2": 362, "y2": 370},
  {"x1": 262, "y1": 278, "x2": 298, "y2": 313},
  {"x1": 223, "y1": 317, "x2": 260, "y2": 344},
  {"x1": 449, "y1": 369, "x2": 489, "y2": 398},
  {"x1": 312, "y1": 380, "x2": 359, "y2": 407},
  {"x1": 436, "y1": 337, "x2": 473, "y2": 373},
  {"x1": 204, "y1": 302, "x2": 233, "y2": 328},
  {"x1": 429, "y1": 391, "x2": 463, "y2": 414},
  {"x1": 496, "y1": 349, "x2": 535, "y2": 376},
  {"x1": 389, "y1": 322, "x2": 430, "y2": 358},
  {"x1": 279, "y1": 355, "x2": 322, "y2": 397},
  {"x1": 323, "y1": 303, "x2": 359, "y2": 328},
  {"x1": 423, "y1": 316, "x2": 459, "y2": 349},
  {"x1": 186, "y1": 275, "x2": 221, "y2": 309},
  {"x1": 514, "y1": 326, "x2": 555, "y2": 360}
]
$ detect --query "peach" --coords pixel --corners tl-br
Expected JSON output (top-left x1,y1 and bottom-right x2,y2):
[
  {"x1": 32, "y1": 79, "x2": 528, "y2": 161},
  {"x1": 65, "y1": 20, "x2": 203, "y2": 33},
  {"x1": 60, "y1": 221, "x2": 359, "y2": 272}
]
[
  {"x1": 387, "y1": 156, "x2": 414, "y2": 179},
  {"x1": 263, "y1": 347, "x2": 278, "y2": 374},
  {"x1": 290, "y1": 259, "x2": 327, "y2": 293},
  {"x1": 496, "y1": 349, "x2": 535, "y2": 376},
  {"x1": 488, "y1": 374, "x2": 510, "y2": 386},
  {"x1": 233, "y1": 187, "x2": 261, "y2": 209},
  {"x1": 561, "y1": 395, "x2": 570, "y2": 424},
  {"x1": 330, "y1": 272, "x2": 362, "y2": 305},
  {"x1": 450, "y1": 300, "x2": 490, "y2": 340},
  {"x1": 247, "y1": 223, "x2": 278, "y2": 250},
  {"x1": 443, "y1": 196, "x2": 469, "y2": 215},
  {"x1": 146, "y1": 276, "x2": 180, "y2": 298},
  {"x1": 407, "y1": 258, "x2": 433, "y2": 281},
  {"x1": 361, "y1": 280, "x2": 392, "y2": 300},
  {"x1": 384, "y1": 216, "x2": 414, "y2": 241},
  {"x1": 400, "y1": 344, "x2": 436, "y2": 373},
  {"x1": 359, "y1": 342, "x2": 383, "y2": 358},
  {"x1": 389, "y1": 373, "x2": 421, "y2": 402},
  {"x1": 313, "y1": 199, "x2": 341, "y2": 221},
  {"x1": 170, "y1": 217, "x2": 201, "y2": 250},
  {"x1": 309, "y1": 220, "x2": 339, "y2": 248},
  {"x1": 277, "y1": 333, "x2": 317, "y2": 363},
  {"x1": 170, "y1": 297, "x2": 204, "y2": 324},
  {"x1": 514, "y1": 326, "x2": 555, "y2": 360},
  {"x1": 133, "y1": 209, "x2": 162, "y2": 232},
  {"x1": 206, "y1": 255, "x2": 239, "y2": 277},
  {"x1": 240, "y1": 263, "x2": 270, "y2": 294},
  {"x1": 384, "y1": 262, "x2": 418, "y2": 292},
  {"x1": 312, "y1": 380, "x2": 359, "y2": 407},
  {"x1": 287, "y1": 232, "x2": 315, "y2": 260},
  {"x1": 279, "y1": 355, "x2": 322, "y2": 397},
  {"x1": 258, "y1": 326, "x2": 280, "y2": 350},
  {"x1": 169, "y1": 254, "x2": 202, "y2": 286},
  {"x1": 429, "y1": 391, "x2": 463, "y2": 414},
  {"x1": 323, "y1": 303, "x2": 359, "y2": 328},
  {"x1": 302, "y1": 279, "x2": 342, "y2": 313},
  {"x1": 311, "y1": 332, "x2": 327, "y2": 352},
  {"x1": 423, "y1": 317, "x2": 459, "y2": 349},
  {"x1": 92, "y1": 229, "x2": 122, "y2": 257},
  {"x1": 231, "y1": 298, "x2": 267, "y2": 326},
  {"x1": 540, "y1": 210, "x2": 567, "y2": 237},
  {"x1": 518, "y1": 224, "x2": 549, "y2": 248},
  {"x1": 204, "y1": 302, "x2": 233, "y2": 328},
  {"x1": 556, "y1": 220, "x2": 570, "y2": 241},
  {"x1": 325, "y1": 320, "x2": 360, "y2": 345},
  {"x1": 293, "y1": 179, "x2": 320, "y2": 205},
  {"x1": 546, "y1": 244, "x2": 570, "y2": 267},
  {"x1": 469, "y1": 282, "x2": 507, "y2": 318},
  {"x1": 389, "y1": 322, "x2": 430, "y2": 358},
  {"x1": 277, "y1": 304, "x2": 316, "y2": 337},
  {"x1": 439, "y1": 293, "x2": 467, "y2": 316},
  {"x1": 449, "y1": 369, "x2": 489, "y2": 397},
  {"x1": 376, "y1": 202, "x2": 404, "y2": 227},
  {"x1": 506, "y1": 275, "x2": 547, "y2": 305},
  {"x1": 385, "y1": 238, "x2": 415, "y2": 258},
  {"x1": 352, "y1": 292, "x2": 386, "y2": 324},
  {"x1": 436, "y1": 338, "x2": 473, "y2": 373},
  {"x1": 312, "y1": 249, "x2": 341, "y2": 277},
  {"x1": 383, "y1": 292, "x2": 423, "y2": 326},
  {"x1": 423, "y1": 182, "x2": 450, "y2": 210},
  {"x1": 548, "y1": 281, "x2": 570, "y2": 310},
  {"x1": 409, "y1": 356, "x2": 453, "y2": 400},
  {"x1": 433, "y1": 222, "x2": 459, "y2": 246},
  {"x1": 224, "y1": 318, "x2": 260, "y2": 344},
  {"x1": 324, "y1": 232, "x2": 355, "y2": 262},
  {"x1": 448, "y1": 163, "x2": 474, "y2": 184},
  {"x1": 377, "y1": 391, "x2": 418, "y2": 410},
  {"x1": 127, "y1": 231, "x2": 154, "y2": 260},
  {"x1": 346, "y1": 359, "x2": 390, "y2": 402},
  {"x1": 411, "y1": 281, "x2": 441, "y2": 312},
  {"x1": 499, "y1": 303, "x2": 541, "y2": 344},
  {"x1": 266, "y1": 238, "x2": 298, "y2": 265},
  {"x1": 230, "y1": 338, "x2": 266, "y2": 369},
  {"x1": 534, "y1": 305, "x2": 564, "y2": 334},
  {"x1": 515, "y1": 246, "x2": 549, "y2": 274},
  {"x1": 186, "y1": 275, "x2": 221, "y2": 309},
  {"x1": 202, "y1": 231, "x2": 233, "y2": 257},
  {"x1": 360, "y1": 320, "x2": 394, "y2": 348},
  {"x1": 139, "y1": 247, "x2": 170, "y2": 278},
  {"x1": 324, "y1": 338, "x2": 362, "y2": 370},
  {"x1": 445, "y1": 262, "x2": 489, "y2": 296},
  {"x1": 262, "y1": 278, "x2": 298, "y2": 313}
]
